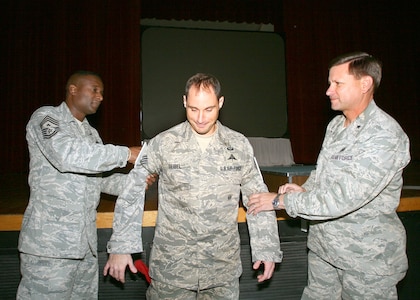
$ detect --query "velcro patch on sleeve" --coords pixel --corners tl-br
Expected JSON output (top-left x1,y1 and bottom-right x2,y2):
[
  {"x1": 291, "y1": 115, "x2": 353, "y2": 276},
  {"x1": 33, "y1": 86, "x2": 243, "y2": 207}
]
[{"x1": 40, "y1": 115, "x2": 60, "y2": 139}]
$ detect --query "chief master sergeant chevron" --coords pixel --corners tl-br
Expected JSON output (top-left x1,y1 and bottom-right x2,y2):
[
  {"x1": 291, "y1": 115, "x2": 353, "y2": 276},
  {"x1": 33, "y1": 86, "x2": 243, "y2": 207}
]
[
  {"x1": 17, "y1": 70, "x2": 141, "y2": 299},
  {"x1": 104, "y1": 73, "x2": 283, "y2": 299}
]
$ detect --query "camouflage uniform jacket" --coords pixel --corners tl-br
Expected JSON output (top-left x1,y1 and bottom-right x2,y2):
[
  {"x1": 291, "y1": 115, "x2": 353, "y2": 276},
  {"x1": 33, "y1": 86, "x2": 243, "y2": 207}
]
[
  {"x1": 284, "y1": 100, "x2": 410, "y2": 275},
  {"x1": 108, "y1": 120, "x2": 282, "y2": 289},
  {"x1": 19, "y1": 101, "x2": 129, "y2": 259}
]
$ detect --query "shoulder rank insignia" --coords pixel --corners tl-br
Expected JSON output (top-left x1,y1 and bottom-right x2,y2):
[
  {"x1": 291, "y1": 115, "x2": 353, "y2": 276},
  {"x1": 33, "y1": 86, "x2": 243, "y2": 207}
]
[{"x1": 40, "y1": 115, "x2": 59, "y2": 139}]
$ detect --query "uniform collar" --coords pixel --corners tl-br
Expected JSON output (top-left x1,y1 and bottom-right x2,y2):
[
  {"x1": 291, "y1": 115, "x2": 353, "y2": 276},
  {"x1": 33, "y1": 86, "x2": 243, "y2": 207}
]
[
  {"x1": 179, "y1": 120, "x2": 233, "y2": 148},
  {"x1": 59, "y1": 101, "x2": 89, "y2": 126},
  {"x1": 348, "y1": 99, "x2": 377, "y2": 132},
  {"x1": 181, "y1": 120, "x2": 222, "y2": 140}
]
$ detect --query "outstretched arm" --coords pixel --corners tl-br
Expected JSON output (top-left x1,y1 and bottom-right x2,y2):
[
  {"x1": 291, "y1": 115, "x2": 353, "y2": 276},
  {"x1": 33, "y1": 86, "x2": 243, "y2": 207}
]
[{"x1": 247, "y1": 183, "x2": 305, "y2": 215}]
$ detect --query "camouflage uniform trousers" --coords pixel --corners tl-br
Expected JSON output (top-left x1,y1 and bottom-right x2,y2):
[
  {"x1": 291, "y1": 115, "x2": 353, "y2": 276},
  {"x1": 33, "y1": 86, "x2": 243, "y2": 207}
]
[
  {"x1": 146, "y1": 278, "x2": 240, "y2": 300},
  {"x1": 17, "y1": 251, "x2": 98, "y2": 300},
  {"x1": 301, "y1": 250, "x2": 406, "y2": 300}
]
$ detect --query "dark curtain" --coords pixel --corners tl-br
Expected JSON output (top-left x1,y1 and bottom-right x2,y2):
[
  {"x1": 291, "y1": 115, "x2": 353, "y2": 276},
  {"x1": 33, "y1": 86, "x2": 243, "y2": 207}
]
[
  {"x1": 0, "y1": 0, "x2": 141, "y2": 173},
  {"x1": 282, "y1": 0, "x2": 419, "y2": 163},
  {"x1": 1, "y1": 0, "x2": 418, "y2": 173}
]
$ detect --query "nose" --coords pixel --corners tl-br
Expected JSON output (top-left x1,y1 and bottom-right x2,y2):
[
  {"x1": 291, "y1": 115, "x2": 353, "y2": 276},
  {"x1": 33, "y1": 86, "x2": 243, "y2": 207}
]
[
  {"x1": 96, "y1": 92, "x2": 104, "y2": 101},
  {"x1": 326, "y1": 85, "x2": 333, "y2": 96},
  {"x1": 197, "y1": 111, "x2": 204, "y2": 123}
]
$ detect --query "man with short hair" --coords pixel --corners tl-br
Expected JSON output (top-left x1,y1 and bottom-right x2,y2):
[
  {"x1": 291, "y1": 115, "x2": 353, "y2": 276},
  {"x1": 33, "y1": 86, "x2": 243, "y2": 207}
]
[
  {"x1": 17, "y1": 71, "x2": 140, "y2": 299},
  {"x1": 104, "y1": 73, "x2": 282, "y2": 299},
  {"x1": 248, "y1": 52, "x2": 410, "y2": 299}
]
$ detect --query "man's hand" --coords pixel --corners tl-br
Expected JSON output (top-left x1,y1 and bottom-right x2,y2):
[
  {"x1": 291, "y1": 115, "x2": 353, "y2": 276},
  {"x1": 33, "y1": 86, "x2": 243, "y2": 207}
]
[
  {"x1": 247, "y1": 192, "x2": 279, "y2": 215},
  {"x1": 127, "y1": 146, "x2": 141, "y2": 164},
  {"x1": 253, "y1": 261, "x2": 275, "y2": 283},
  {"x1": 248, "y1": 183, "x2": 306, "y2": 215},
  {"x1": 278, "y1": 183, "x2": 305, "y2": 194},
  {"x1": 103, "y1": 253, "x2": 136, "y2": 283},
  {"x1": 146, "y1": 173, "x2": 158, "y2": 190}
]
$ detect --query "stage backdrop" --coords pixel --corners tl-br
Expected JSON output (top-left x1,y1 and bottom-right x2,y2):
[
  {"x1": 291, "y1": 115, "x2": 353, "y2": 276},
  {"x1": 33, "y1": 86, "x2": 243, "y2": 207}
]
[{"x1": 141, "y1": 27, "x2": 287, "y2": 139}]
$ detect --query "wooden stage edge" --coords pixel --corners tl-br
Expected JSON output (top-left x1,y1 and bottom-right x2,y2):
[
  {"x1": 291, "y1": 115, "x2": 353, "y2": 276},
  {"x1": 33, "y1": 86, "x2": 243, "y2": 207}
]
[{"x1": 1, "y1": 197, "x2": 419, "y2": 232}]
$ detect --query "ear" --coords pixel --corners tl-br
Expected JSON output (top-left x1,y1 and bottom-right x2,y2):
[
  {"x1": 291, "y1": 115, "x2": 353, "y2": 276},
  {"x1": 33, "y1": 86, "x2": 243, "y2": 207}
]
[
  {"x1": 218, "y1": 96, "x2": 224, "y2": 109},
  {"x1": 183, "y1": 95, "x2": 187, "y2": 108},
  {"x1": 69, "y1": 84, "x2": 77, "y2": 95},
  {"x1": 361, "y1": 76, "x2": 373, "y2": 93}
]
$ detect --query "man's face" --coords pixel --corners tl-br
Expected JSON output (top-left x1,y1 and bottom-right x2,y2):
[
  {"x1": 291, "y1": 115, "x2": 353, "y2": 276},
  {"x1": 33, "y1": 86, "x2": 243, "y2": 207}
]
[
  {"x1": 183, "y1": 85, "x2": 224, "y2": 136},
  {"x1": 326, "y1": 62, "x2": 363, "y2": 113},
  {"x1": 69, "y1": 75, "x2": 104, "y2": 120}
]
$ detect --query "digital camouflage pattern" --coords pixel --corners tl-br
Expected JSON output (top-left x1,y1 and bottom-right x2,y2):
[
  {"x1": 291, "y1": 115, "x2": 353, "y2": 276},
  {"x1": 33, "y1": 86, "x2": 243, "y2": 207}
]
[
  {"x1": 19, "y1": 101, "x2": 130, "y2": 259},
  {"x1": 284, "y1": 100, "x2": 410, "y2": 276},
  {"x1": 18, "y1": 251, "x2": 99, "y2": 299},
  {"x1": 301, "y1": 250, "x2": 406, "y2": 300},
  {"x1": 108, "y1": 120, "x2": 283, "y2": 290},
  {"x1": 146, "y1": 277, "x2": 240, "y2": 299}
]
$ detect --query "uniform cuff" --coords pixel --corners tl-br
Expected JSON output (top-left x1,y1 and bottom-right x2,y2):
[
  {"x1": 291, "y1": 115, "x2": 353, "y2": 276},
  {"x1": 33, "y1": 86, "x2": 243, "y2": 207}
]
[{"x1": 283, "y1": 194, "x2": 298, "y2": 218}]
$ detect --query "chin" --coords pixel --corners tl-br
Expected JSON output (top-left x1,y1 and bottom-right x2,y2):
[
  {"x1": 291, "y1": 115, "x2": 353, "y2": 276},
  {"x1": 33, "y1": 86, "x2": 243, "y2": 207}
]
[
  {"x1": 196, "y1": 130, "x2": 209, "y2": 135},
  {"x1": 330, "y1": 103, "x2": 339, "y2": 111}
]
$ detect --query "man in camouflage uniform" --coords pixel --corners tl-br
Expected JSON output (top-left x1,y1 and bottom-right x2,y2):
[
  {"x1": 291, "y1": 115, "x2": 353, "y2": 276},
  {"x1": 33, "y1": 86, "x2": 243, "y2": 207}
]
[
  {"x1": 104, "y1": 73, "x2": 283, "y2": 299},
  {"x1": 248, "y1": 52, "x2": 410, "y2": 299},
  {"x1": 17, "y1": 71, "x2": 140, "y2": 299}
]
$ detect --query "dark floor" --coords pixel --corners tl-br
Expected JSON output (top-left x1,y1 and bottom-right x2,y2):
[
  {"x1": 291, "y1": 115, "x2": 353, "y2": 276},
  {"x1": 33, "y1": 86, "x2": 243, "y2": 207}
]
[{"x1": 0, "y1": 161, "x2": 418, "y2": 299}]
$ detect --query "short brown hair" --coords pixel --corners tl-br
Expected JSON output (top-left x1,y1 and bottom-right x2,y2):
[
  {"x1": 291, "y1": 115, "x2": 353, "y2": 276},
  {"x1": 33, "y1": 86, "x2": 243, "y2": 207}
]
[
  {"x1": 329, "y1": 52, "x2": 382, "y2": 92},
  {"x1": 184, "y1": 73, "x2": 222, "y2": 98}
]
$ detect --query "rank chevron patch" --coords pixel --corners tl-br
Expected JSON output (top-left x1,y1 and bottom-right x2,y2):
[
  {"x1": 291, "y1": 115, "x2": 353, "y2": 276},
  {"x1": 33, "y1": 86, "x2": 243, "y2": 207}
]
[{"x1": 40, "y1": 115, "x2": 59, "y2": 139}]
